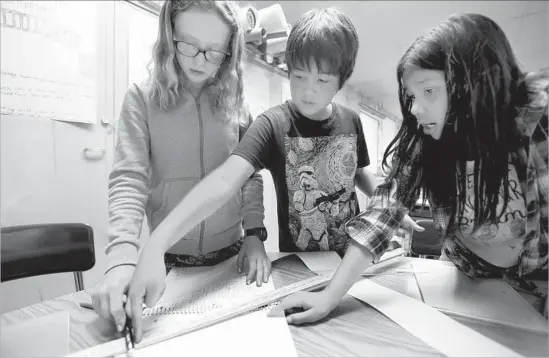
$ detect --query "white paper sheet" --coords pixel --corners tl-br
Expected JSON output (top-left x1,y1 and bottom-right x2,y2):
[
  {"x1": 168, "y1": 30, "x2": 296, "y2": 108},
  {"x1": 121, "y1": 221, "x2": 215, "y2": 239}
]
[
  {"x1": 119, "y1": 309, "x2": 298, "y2": 357},
  {"x1": 410, "y1": 260, "x2": 548, "y2": 332},
  {"x1": 1, "y1": 311, "x2": 70, "y2": 358},
  {"x1": 347, "y1": 278, "x2": 522, "y2": 357}
]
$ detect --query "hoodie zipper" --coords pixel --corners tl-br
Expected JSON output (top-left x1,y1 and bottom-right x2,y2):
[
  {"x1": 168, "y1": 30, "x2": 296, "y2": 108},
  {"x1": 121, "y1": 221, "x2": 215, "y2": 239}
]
[{"x1": 194, "y1": 94, "x2": 206, "y2": 255}]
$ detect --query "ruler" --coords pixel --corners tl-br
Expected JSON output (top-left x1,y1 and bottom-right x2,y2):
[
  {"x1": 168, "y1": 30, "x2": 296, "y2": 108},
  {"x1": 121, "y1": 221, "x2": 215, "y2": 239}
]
[
  {"x1": 67, "y1": 273, "x2": 333, "y2": 358},
  {"x1": 68, "y1": 249, "x2": 406, "y2": 358}
]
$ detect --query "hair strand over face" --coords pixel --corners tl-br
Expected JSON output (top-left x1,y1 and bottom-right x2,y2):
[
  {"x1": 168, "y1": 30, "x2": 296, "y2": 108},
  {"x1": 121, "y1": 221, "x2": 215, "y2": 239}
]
[{"x1": 383, "y1": 13, "x2": 530, "y2": 235}]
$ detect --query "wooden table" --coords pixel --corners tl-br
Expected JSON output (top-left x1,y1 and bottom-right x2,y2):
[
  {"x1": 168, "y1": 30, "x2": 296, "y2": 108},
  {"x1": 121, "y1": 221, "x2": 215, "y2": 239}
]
[{"x1": 2, "y1": 256, "x2": 548, "y2": 357}]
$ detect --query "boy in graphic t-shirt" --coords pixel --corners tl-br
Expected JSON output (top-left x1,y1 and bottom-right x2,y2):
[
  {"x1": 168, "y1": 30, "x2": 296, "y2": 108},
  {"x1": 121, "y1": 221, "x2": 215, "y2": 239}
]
[
  {"x1": 129, "y1": 8, "x2": 422, "y2": 288},
  {"x1": 232, "y1": 8, "x2": 421, "y2": 259}
]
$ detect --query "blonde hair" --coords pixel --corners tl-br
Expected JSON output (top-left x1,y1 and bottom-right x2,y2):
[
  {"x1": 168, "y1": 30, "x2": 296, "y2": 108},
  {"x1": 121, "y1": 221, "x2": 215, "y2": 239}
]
[{"x1": 148, "y1": 0, "x2": 246, "y2": 122}]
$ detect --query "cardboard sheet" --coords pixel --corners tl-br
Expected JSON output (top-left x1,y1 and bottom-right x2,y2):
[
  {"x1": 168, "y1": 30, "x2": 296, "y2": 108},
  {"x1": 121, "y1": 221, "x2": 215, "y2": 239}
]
[
  {"x1": 411, "y1": 260, "x2": 548, "y2": 332},
  {"x1": 347, "y1": 278, "x2": 522, "y2": 357},
  {"x1": 268, "y1": 251, "x2": 342, "y2": 275}
]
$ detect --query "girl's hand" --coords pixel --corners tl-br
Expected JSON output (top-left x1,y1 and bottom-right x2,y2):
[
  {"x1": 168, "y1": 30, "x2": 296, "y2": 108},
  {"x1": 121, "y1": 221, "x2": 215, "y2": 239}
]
[
  {"x1": 237, "y1": 236, "x2": 271, "y2": 286},
  {"x1": 396, "y1": 215, "x2": 425, "y2": 237},
  {"x1": 267, "y1": 290, "x2": 340, "y2": 325},
  {"x1": 91, "y1": 265, "x2": 135, "y2": 332},
  {"x1": 401, "y1": 214, "x2": 425, "y2": 232}
]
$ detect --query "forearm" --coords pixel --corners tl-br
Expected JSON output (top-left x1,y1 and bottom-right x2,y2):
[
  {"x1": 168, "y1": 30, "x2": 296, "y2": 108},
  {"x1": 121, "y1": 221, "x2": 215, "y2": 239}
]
[
  {"x1": 106, "y1": 172, "x2": 148, "y2": 272},
  {"x1": 147, "y1": 173, "x2": 237, "y2": 253},
  {"x1": 106, "y1": 84, "x2": 150, "y2": 271},
  {"x1": 324, "y1": 240, "x2": 374, "y2": 299},
  {"x1": 145, "y1": 156, "x2": 254, "y2": 253},
  {"x1": 241, "y1": 171, "x2": 265, "y2": 230},
  {"x1": 355, "y1": 168, "x2": 378, "y2": 197},
  {"x1": 108, "y1": 170, "x2": 149, "y2": 246}
]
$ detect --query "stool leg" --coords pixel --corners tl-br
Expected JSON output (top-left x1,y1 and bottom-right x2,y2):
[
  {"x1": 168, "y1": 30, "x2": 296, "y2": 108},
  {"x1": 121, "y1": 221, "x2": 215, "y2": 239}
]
[{"x1": 73, "y1": 271, "x2": 84, "y2": 291}]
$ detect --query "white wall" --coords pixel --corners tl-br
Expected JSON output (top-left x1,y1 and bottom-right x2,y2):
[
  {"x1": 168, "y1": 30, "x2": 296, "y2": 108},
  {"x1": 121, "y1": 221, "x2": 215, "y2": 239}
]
[{"x1": 0, "y1": 1, "x2": 400, "y2": 313}]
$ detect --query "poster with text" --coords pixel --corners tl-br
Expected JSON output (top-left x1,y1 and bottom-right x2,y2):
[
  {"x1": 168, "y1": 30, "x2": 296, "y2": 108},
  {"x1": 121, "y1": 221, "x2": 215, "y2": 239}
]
[{"x1": 1, "y1": 1, "x2": 98, "y2": 123}]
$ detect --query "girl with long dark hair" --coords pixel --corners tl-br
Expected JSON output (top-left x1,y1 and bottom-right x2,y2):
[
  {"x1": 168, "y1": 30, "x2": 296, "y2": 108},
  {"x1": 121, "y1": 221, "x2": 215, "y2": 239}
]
[{"x1": 273, "y1": 13, "x2": 548, "y2": 324}]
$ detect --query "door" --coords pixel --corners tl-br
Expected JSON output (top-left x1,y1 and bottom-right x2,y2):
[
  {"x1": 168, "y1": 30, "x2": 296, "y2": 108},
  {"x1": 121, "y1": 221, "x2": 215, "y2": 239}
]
[
  {"x1": 357, "y1": 111, "x2": 381, "y2": 210},
  {"x1": 380, "y1": 117, "x2": 399, "y2": 167},
  {"x1": 0, "y1": 0, "x2": 111, "y2": 312}
]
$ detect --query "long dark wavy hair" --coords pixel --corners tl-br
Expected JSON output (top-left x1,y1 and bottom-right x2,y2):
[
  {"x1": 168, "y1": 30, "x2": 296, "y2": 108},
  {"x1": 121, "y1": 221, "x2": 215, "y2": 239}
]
[{"x1": 382, "y1": 13, "x2": 532, "y2": 236}]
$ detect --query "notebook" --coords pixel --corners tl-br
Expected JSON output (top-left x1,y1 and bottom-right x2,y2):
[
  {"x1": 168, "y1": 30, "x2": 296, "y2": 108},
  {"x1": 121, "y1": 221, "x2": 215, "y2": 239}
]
[
  {"x1": 144, "y1": 255, "x2": 274, "y2": 316},
  {"x1": 125, "y1": 254, "x2": 298, "y2": 357}
]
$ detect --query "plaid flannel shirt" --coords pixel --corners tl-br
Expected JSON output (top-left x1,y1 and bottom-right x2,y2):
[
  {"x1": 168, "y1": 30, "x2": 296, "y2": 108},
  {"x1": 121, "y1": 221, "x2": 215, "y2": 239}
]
[{"x1": 346, "y1": 72, "x2": 548, "y2": 278}]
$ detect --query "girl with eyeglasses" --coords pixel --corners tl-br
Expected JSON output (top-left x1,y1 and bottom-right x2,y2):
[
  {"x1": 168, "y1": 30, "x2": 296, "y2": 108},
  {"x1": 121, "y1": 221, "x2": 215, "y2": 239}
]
[{"x1": 91, "y1": 0, "x2": 268, "y2": 336}]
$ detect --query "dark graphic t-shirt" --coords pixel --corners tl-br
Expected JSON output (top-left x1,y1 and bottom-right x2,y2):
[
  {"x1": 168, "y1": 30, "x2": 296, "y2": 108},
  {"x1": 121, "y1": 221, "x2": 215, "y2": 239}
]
[{"x1": 233, "y1": 101, "x2": 370, "y2": 255}]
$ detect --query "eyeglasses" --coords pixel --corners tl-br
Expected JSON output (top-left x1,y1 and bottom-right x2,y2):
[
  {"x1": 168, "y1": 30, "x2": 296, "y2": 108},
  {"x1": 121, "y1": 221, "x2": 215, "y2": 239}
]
[{"x1": 173, "y1": 38, "x2": 230, "y2": 65}]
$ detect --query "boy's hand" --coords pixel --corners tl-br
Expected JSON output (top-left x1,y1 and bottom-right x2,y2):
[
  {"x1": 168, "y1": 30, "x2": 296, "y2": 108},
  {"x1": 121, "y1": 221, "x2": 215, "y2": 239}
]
[{"x1": 237, "y1": 236, "x2": 271, "y2": 286}]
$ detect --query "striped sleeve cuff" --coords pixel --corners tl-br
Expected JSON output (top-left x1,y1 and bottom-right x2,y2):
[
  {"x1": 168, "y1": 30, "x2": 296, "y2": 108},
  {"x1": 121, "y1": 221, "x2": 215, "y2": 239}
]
[{"x1": 104, "y1": 238, "x2": 140, "y2": 274}]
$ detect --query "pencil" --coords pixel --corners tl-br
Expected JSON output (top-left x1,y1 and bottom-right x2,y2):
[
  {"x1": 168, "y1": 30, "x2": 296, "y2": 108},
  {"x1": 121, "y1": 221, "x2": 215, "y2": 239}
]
[
  {"x1": 79, "y1": 302, "x2": 94, "y2": 310},
  {"x1": 123, "y1": 305, "x2": 135, "y2": 356}
]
